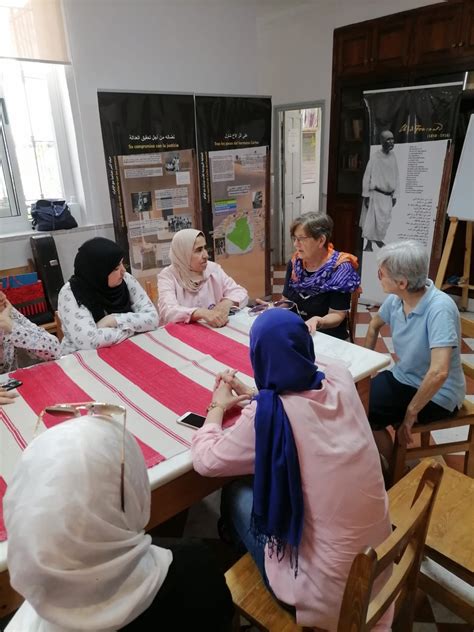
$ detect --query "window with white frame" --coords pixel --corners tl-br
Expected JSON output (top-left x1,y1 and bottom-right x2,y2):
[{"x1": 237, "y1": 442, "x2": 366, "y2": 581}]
[{"x1": 0, "y1": 59, "x2": 76, "y2": 233}]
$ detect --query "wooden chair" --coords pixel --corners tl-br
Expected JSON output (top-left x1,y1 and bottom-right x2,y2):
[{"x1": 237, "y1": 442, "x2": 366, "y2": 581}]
[
  {"x1": 224, "y1": 463, "x2": 443, "y2": 632},
  {"x1": 391, "y1": 357, "x2": 474, "y2": 485},
  {"x1": 348, "y1": 288, "x2": 361, "y2": 343},
  {"x1": 54, "y1": 311, "x2": 64, "y2": 342}
]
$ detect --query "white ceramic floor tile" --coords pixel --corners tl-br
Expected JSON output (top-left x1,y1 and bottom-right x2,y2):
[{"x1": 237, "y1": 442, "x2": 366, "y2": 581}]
[
  {"x1": 272, "y1": 270, "x2": 286, "y2": 279},
  {"x1": 428, "y1": 595, "x2": 466, "y2": 623},
  {"x1": 355, "y1": 323, "x2": 369, "y2": 337},
  {"x1": 272, "y1": 284, "x2": 284, "y2": 293}
]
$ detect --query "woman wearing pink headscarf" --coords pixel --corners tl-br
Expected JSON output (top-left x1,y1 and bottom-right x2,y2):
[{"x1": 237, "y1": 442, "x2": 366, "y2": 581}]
[{"x1": 158, "y1": 229, "x2": 248, "y2": 327}]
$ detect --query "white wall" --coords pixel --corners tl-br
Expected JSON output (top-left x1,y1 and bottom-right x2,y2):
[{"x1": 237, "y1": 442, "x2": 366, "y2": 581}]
[
  {"x1": 257, "y1": 0, "x2": 444, "y2": 201},
  {"x1": 61, "y1": 0, "x2": 261, "y2": 228}
]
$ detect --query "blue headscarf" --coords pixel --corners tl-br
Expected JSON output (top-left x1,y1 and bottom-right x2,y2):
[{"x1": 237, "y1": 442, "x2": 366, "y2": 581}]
[{"x1": 249, "y1": 309, "x2": 325, "y2": 571}]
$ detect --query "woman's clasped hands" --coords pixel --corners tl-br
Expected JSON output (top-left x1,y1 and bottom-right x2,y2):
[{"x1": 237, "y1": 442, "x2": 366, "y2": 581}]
[{"x1": 211, "y1": 369, "x2": 256, "y2": 412}]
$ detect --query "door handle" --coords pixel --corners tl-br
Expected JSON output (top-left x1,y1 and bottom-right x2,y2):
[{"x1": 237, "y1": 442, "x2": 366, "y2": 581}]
[{"x1": 295, "y1": 194, "x2": 305, "y2": 199}]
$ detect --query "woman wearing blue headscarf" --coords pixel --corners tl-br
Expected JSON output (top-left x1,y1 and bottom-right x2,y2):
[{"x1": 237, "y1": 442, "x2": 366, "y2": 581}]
[{"x1": 192, "y1": 309, "x2": 392, "y2": 631}]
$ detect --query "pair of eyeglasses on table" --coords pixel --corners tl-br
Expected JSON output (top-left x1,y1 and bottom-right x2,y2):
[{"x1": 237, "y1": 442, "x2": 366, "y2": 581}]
[
  {"x1": 35, "y1": 402, "x2": 127, "y2": 512},
  {"x1": 247, "y1": 299, "x2": 300, "y2": 316}
]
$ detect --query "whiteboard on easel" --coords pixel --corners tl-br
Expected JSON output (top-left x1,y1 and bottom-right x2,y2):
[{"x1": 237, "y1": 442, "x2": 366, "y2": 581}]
[{"x1": 447, "y1": 113, "x2": 474, "y2": 221}]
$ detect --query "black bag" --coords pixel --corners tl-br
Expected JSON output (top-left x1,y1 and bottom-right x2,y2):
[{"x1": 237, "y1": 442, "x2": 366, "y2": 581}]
[{"x1": 31, "y1": 199, "x2": 78, "y2": 231}]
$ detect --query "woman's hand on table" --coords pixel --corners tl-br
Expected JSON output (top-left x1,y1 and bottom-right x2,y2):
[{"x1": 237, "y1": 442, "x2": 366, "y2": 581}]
[
  {"x1": 195, "y1": 308, "x2": 228, "y2": 328},
  {"x1": 0, "y1": 387, "x2": 18, "y2": 405},
  {"x1": 96, "y1": 314, "x2": 118, "y2": 329},
  {"x1": 215, "y1": 369, "x2": 256, "y2": 399},
  {"x1": 306, "y1": 316, "x2": 323, "y2": 335}
]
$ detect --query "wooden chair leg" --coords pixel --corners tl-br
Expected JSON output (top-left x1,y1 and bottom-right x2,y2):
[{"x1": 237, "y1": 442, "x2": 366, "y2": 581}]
[
  {"x1": 420, "y1": 431, "x2": 430, "y2": 449},
  {"x1": 464, "y1": 424, "x2": 474, "y2": 477},
  {"x1": 391, "y1": 438, "x2": 407, "y2": 486}
]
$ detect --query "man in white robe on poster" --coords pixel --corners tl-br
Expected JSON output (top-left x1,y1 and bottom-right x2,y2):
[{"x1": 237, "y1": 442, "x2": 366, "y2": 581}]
[{"x1": 360, "y1": 130, "x2": 400, "y2": 252}]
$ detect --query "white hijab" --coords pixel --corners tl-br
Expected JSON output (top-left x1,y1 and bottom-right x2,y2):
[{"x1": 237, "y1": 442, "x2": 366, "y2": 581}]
[
  {"x1": 169, "y1": 228, "x2": 208, "y2": 293},
  {"x1": 4, "y1": 415, "x2": 172, "y2": 632}
]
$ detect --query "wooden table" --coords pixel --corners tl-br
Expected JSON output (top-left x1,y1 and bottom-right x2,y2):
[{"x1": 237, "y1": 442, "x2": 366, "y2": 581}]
[
  {"x1": 388, "y1": 460, "x2": 474, "y2": 586},
  {"x1": 0, "y1": 316, "x2": 389, "y2": 616}
]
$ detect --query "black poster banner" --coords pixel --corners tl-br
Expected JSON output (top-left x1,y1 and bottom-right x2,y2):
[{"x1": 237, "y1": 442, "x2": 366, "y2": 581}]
[
  {"x1": 360, "y1": 83, "x2": 462, "y2": 304},
  {"x1": 97, "y1": 92, "x2": 197, "y2": 297},
  {"x1": 195, "y1": 95, "x2": 272, "y2": 297}
]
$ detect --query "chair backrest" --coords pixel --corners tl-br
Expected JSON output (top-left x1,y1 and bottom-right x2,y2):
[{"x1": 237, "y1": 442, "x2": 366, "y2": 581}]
[
  {"x1": 54, "y1": 311, "x2": 64, "y2": 342},
  {"x1": 337, "y1": 463, "x2": 443, "y2": 632},
  {"x1": 348, "y1": 288, "x2": 360, "y2": 343}
]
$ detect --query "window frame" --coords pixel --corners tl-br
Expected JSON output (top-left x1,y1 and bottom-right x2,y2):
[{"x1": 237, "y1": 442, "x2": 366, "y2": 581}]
[{"x1": 0, "y1": 62, "x2": 77, "y2": 235}]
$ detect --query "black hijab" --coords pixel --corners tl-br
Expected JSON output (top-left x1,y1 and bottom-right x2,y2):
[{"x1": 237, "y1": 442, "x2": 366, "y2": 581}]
[{"x1": 69, "y1": 238, "x2": 132, "y2": 322}]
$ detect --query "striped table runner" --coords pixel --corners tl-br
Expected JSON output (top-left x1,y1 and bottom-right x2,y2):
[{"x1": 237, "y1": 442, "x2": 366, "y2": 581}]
[{"x1": 0, "y1": 321, "x2": 255, "y2": 541}]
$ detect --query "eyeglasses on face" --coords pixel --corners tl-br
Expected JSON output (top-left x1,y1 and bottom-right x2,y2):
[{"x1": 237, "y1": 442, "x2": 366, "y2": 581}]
[
  {"x1": 292, "y1": 234, "x2": 311, "y2": 244},
  {"x1": 35, "y1": 402, "x2": 127, "y2": 512},
  {"x1": 248, "y1": 299, "x2": 300, "y2": 317}
]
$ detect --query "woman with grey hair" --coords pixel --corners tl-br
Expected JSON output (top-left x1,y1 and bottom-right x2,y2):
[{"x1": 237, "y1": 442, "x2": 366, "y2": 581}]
[
  {"x1": 277, "y1": 212, "x2": 360, "y2": 339},
  {"x1": 364, "y1": 239, "x2": 465, "y2": 465}
]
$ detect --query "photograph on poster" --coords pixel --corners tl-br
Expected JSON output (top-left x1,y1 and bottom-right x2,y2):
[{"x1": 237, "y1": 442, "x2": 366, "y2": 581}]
[
  {"x1": 360, "y1": 139, "x2": 447, "y2": 304},
  {"x1": 131, "y1": 191, "x2": 152, "y2": 213},
  {"x1": 117, "y1": 148, "x2": 198, "y2": 289},
  {"x1": 167, "y1": 215, "x2": 192, "y2": 232},
  {"x1": 208, "y1": 146, "x2": 267, "y2": 296}
]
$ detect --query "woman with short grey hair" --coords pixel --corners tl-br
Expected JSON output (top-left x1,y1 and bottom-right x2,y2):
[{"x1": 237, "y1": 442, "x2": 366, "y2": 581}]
[
  {"x1": 277, "y1": 212, "x2": 360, "y2": 339},
  {"x1": 376, "y1": 239, "x2": 428, "y2": 292},
  {"x1": 365, "y1": 239, "x2": 464, "y2": 467}
]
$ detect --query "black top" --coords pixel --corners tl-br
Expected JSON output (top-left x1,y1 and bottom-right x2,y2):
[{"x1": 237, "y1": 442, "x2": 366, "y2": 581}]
[{"x1": 283, "y1": 260, "x2": 350, "y2": 340}]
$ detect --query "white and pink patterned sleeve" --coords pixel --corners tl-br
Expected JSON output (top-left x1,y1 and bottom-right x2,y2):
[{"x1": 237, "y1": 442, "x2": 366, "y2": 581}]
[
  {"x1": 58, "y1": 283, "x2": 131, "y2": 353},
  {"x1": 10, "y1": 309, "x2": 60, "y2": 362},
  {"x1": 191, "y1": 402, "x2": 256, "y2": 477},
  {"x1": 114, "y1": 273, "x2": 159, "y2": 332}
]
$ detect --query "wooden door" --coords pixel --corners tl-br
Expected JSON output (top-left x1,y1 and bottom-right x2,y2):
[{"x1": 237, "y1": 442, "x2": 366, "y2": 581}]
[
  {"x1": 372, "y1": 16, "x2": 412, "y2": 69},
  {"x1": 335, "y1": 26, "x2": 372, "y2": 76},
  {"x1": 412, "y1": 1, "x2": 464, "y2": 65}
]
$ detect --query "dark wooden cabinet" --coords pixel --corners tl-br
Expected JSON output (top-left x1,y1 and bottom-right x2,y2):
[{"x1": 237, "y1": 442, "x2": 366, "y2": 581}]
[
  {"x1": 459, "y1": 0, "x2": 474, "y2": 57},
  {"x1": 412, "y1": 1, "x2": 464, "y2": 65},
  {"x1": 372, "y1": 16, "x2": 412, "y2": 69},
  {"x1": 328, "y1": 0, "x2": 474, "y2": 256},
  {"x1": 335, "y1": 26, "x2": 372, "y2": 75}
]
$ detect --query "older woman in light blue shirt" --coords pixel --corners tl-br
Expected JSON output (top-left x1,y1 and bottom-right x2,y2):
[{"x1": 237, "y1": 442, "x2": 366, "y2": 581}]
[{"x1": 364, "y1": 240, "x2": 465, "y2": 463}]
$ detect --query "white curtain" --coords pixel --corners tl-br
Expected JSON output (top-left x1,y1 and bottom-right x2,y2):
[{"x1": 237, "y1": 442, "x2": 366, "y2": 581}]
[{"x1": 0, "y1": 0, "x2": 69, "y2": 64}]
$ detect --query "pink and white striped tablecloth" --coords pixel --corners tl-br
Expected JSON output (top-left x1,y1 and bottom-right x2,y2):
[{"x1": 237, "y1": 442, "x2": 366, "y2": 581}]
[{"x1": 0, "y1": 321, "x2": 255, "y2": 542}]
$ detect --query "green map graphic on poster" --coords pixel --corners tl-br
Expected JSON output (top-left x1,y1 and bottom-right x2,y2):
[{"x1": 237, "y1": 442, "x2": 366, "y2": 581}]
[{"x1": 227, "y1": 216, "x2": 252, "y2": 252}]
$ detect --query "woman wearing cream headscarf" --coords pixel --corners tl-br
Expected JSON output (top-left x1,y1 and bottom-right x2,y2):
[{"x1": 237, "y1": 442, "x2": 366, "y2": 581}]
[
  {"x1": 4, "y1": 414, "x2": 233, "y2": 631},
  {"x1": 158, "y1": 229, "x2": 248, "y2": 326}
]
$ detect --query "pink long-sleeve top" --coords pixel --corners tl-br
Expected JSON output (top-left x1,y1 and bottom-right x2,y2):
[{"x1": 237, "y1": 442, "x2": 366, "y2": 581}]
[
  {"x1": 157, "y1": 260, "x2": 248, "y2": 326},
  {"x1": 192, "y1": 363, "x2": 393, "y2": 631}
]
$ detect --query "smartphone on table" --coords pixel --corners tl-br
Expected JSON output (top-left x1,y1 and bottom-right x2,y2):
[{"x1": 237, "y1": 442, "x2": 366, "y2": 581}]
[
  {"x1": 1, "y1": 379, "x2": 23, "y2": 391},
  {"x1": 176, "y1": 411, "x2": 206, "y2": 430}
]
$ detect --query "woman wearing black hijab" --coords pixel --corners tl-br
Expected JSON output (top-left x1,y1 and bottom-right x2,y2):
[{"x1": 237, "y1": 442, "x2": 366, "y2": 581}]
[{"x1": 58, "y1": 237, "x2": 158, "y2": 354}]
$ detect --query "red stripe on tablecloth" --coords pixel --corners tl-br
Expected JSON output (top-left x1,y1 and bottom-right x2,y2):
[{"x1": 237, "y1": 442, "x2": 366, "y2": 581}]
[
  {"x1": 97, "y1": 339, "x2": 242, "y2": 429},
  {"x1": 97, "y1": 340, "x2": 213, "y2": 419},
  {"x1": 0, "y1": 409, "x2": 27, "y2": 449},
  {"x1": 10, "y1": 361, "x2": 164, "y2": 467},
  {"x1": 164, "y1": 323, "x2": 253, "y2": 375},
  {"x1": 77, "y1": 349, "x2": 189, "y2": 447},
  {"x1": 11, "y1": 363, "x2": 93, "y2": 429},
  {"x1": 143, "y1": 331, "x2": 242, "y2": 428},
  {"x1": 0, "y1": 477, "x2": 7, "y2": 541},
  {"x1": 133, "y1": 435, "x2": 165, "y2": 467}
]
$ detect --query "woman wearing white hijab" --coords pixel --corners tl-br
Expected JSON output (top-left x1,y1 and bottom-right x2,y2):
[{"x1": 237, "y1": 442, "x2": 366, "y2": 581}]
[
  {"x1": 158, "y1": 229, "x2": 248, "y2": 326},
  {"x1": 4, "y1": 414, "x2": 233, "y2": 631}
]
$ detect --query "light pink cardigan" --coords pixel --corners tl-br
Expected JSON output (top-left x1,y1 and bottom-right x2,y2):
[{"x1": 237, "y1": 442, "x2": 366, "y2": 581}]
[
  {"x1": 157, "y1": 261, "x2": 248, "y2": 325},
  {"x1": 192, "y1": 363, "x2": 393, "y2": 631}
]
